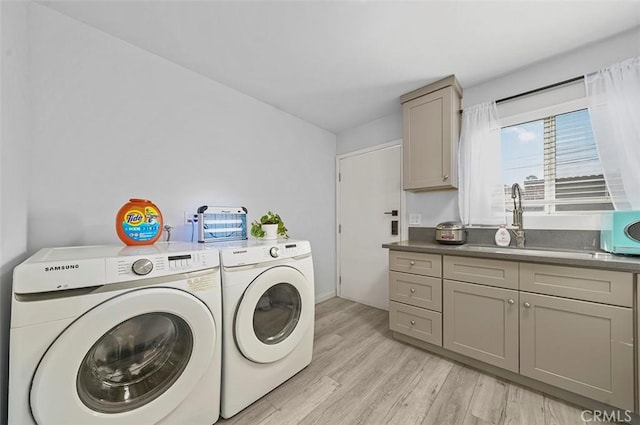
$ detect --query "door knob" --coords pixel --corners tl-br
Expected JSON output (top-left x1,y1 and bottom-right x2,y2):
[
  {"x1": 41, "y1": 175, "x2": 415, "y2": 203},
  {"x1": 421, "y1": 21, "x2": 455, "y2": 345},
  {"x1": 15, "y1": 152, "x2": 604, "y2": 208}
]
[
  {"x1": 507, "y1": 299, "x2": 515, "y2": 305},
  {"x1": 523, "y1": 302, "x2": 531, "y2": 308},
  {"x1": 410, "y1": 288, "x2": 416, "y2": 293},
  {"x1": 410, "y1": 320, "x2": 416, "y2": 325},
  {"x1": 443, "y1": 175, "x2": 449, "y2": 181},
  {"x1": 384, "y1": 210, "x2": 398, "y2": 216},
  {"x1": 409, "y1": 261, "x2": 415, "y2": 265}
]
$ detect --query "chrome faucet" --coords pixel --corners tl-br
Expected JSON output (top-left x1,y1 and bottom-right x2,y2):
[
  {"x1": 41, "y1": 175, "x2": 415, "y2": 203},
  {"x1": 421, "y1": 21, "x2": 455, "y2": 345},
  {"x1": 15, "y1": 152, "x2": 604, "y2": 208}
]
[{"x1": 511, "y1": 183, "x2": 525, "y2": 248}]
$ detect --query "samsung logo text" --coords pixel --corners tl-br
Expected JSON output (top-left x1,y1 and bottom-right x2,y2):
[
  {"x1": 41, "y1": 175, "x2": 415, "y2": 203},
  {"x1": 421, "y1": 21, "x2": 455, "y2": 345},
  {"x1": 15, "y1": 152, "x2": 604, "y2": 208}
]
[{"x1": 44, "y1": 264, "x2": 80, "y2": 272}]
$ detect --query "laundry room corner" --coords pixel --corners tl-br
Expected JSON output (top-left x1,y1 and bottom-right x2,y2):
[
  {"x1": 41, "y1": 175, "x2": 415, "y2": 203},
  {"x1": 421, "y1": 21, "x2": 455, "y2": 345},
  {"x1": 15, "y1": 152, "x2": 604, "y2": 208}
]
[{"x1": 0, "y1": 1, "x2": 31, "y2": 423}]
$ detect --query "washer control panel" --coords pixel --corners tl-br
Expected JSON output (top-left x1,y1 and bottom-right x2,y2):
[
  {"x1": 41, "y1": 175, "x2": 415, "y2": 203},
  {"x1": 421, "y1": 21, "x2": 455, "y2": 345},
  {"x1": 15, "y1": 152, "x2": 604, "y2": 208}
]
[
  {"x1": 106, "y1": 249, "x2": 219, "y2": 283},
  {"x1": 12, "y1": 244, "x2": 221, "y2": 294},
  {"x1": 167, "y1": 254, "x2": 196, "y2": 270}
]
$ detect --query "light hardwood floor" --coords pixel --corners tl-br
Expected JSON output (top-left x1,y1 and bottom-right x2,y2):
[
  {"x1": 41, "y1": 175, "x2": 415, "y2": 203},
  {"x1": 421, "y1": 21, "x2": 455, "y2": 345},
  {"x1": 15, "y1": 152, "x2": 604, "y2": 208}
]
[{"x1": 218, "y1": 297, "x2": 614, "y2": 425}]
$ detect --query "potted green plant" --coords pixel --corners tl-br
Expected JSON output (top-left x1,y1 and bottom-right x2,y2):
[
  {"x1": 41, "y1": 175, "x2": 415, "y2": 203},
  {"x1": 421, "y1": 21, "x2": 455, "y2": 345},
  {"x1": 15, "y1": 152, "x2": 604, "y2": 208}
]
[{"x1": 250, "y1": 211, "x2": 288, "y2": 240}]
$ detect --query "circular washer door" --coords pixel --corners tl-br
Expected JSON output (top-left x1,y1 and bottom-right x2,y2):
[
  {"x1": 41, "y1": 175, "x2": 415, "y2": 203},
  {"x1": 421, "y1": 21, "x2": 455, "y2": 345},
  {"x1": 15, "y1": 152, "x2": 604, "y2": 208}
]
[
  {"x1": 30, "y1": 288, "x2": 216, "y2": 425},
  {"x1": 235, "y1": 266, "x2": 313, "y2": 364}
]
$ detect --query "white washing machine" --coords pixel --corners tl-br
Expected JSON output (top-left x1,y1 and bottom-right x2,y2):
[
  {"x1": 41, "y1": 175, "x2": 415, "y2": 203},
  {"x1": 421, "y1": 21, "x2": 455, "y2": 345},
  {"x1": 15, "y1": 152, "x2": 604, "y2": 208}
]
[
  {"x1": 216, "y1": 239, "x2": 314, "y2": 418},
  {"x1": 8, "y1": 242, "x2": 222, "y2": 425}
]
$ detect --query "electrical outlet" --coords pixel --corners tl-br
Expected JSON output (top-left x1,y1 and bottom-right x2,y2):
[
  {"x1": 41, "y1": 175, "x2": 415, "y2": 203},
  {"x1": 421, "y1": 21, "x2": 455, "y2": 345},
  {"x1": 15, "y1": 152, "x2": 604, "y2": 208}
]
[
  {"x1": 184, "y1": 212, "x2": 198, "y2": 224},
  {"x1": 409, "y1": 214, "x2": 421, "y2": 225}
]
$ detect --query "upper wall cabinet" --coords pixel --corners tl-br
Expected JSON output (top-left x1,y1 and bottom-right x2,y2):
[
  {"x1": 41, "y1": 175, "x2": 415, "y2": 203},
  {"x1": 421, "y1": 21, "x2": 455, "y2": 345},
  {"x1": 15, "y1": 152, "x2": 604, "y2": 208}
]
[{"x1": 400, "y1": 76, "x2": 462, "y2": 191}]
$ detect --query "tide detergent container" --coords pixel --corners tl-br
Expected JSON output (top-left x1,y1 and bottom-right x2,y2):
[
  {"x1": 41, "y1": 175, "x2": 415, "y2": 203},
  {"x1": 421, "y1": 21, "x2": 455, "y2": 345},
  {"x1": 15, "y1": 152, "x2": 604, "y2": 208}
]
[{"x1": 116, "y1": 198, "x2": 163, "y2": 245}]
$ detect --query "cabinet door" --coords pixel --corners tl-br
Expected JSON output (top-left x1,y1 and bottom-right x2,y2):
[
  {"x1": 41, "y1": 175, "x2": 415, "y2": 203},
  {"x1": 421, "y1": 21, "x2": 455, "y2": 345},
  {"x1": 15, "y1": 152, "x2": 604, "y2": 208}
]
[
  {"x1": 443, "y1": 280, "x2": 519, "y2": 372},
  {"x1": 637, "y1": 281, "x2": 640, "y2": 414},
  {"x1": 520, "y1": 292, "x2": 634, "y2": 411},
  {"x1": 402, "y1": 86, "x2": 459, "y2": 191}
]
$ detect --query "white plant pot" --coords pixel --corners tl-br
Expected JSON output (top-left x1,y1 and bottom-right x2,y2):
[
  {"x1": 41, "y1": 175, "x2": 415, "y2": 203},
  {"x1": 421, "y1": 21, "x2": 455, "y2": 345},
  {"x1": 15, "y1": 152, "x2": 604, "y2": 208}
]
[{"x1": 262, "y1": 224, "x2": 278, "y2": 240}]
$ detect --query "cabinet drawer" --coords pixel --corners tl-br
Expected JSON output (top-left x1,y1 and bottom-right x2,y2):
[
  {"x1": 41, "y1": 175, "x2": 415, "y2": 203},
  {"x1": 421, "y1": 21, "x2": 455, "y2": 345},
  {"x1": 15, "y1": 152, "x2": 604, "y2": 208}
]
[
  {"x1": 389, "y1": 301, "x2": 442, "y2": 346},
  {"x1": 389, "y1": 251, "x2": 441, "y2": 277},
  {"x1": 389, "y1": 271, "x2": 442, "y2": 311},
  {"x1": 443, "y1": 280, "x2": 519, "y2": 372},
  {"x1": 520, "y1": 292, "x2": 634, "y2": 410},
  {"x1": 443, "y1": 255, "x2": 518, "y2": 290},
  {"x1": 520, "y1": 263, "x2": 632, "y2": 307}
]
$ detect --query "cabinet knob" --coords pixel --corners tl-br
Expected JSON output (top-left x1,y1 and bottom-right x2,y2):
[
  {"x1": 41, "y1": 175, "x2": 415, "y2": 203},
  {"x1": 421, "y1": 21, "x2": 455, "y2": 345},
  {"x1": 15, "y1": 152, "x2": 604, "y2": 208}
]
[
  {"x1": 410, "y1": 288, "x2": 416, "y2": 293},
  {"x1": 523, "y1": 302, "x2": 531, "y2": 308},
  {"x1": 410, "y1": 320, "x2": 416, "y2": 325},
  {"x1": 443, "y1": 175, "x2": 449, "y2": 181},
  {"x1": 507, "y1": 299, "x2": 515, "y2": 305},
  {"x1": 409, "y1": 261, "x2": 415, "y2": 265}
]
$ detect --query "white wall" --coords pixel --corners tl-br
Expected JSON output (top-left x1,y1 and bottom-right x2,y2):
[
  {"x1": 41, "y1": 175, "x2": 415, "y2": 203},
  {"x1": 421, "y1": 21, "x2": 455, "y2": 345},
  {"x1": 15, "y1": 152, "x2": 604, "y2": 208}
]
[
  {"x1": 463, "y1": 26, "x2": 640, "y2": 107},
  {"x1": 336, "y1": 111, "x2": 402, "y2": 155},
  {"x1": 0, "y1": 1, "x2": 30, "y2": 423},
  {"x1": 336, "y1": 26, "x2": 640, "y2": 229},
  {"x1": 27, "y1": 4, "x2": 336, "y2": 296}
]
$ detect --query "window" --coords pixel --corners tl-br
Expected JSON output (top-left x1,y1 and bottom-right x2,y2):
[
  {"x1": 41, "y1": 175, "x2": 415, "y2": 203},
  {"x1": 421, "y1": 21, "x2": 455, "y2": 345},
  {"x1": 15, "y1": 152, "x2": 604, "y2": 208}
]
[{"x1": 501, "y1": 108, "x2": 613, "y2": 216}]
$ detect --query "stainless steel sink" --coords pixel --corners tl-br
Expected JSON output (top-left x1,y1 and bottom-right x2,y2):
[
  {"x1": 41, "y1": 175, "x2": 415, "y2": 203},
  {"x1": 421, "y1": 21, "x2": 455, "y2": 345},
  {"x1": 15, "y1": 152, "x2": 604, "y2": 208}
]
[{"x1": 454, "y1": 244, "x2": 606, "y2": 260}]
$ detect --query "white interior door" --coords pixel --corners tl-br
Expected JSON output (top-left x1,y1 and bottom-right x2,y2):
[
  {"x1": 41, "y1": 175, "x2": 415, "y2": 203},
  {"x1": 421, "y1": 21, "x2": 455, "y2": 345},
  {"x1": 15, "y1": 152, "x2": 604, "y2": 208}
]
[{"x1": 338, "y1": 144, "x2": 401, "y2": 310}]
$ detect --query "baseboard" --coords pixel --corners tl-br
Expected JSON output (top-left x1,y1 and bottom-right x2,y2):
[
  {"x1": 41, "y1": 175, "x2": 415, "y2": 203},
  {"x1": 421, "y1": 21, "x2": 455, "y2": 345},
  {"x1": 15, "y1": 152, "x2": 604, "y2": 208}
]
[{"x1": 315, "y1": 290, "x2": 336, "y2": 304}]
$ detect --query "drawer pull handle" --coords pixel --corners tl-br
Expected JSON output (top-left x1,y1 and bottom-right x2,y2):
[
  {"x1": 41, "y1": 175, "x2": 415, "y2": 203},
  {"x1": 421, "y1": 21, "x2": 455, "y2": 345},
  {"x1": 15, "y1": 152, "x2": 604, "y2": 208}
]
[
  {"x1": 410, "y1": 320, "x2": 416, "y2": 325},
  {"x1": 507, "y1": 299, "x2": 514, "y2": 305},
  {"x1": 409, "y1": 261, "x2": 415, "y2": 265},
  {"x1": 523, "y1": 302, "x2": 531, "y2": 308},
  {"x1": 410, "y1": 288, "x2": 416, "y2": 293}
]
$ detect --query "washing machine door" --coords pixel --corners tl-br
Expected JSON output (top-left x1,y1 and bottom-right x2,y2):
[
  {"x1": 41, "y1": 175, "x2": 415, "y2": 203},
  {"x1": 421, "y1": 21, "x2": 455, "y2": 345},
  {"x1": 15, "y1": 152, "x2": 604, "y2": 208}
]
[
  {"x1": 235, "y1": 265, "x2": 313, "y2": 363},
  {"x1": 30, "y1": 287, "x2": 216, "y2": 425}
]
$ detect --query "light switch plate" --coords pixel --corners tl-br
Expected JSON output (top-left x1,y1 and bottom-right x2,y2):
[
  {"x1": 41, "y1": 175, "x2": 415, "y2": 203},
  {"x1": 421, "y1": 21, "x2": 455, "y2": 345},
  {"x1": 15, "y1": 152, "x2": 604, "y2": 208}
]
[{"x1": 409, "y1": 214, "x2": 421, "y2": 225}]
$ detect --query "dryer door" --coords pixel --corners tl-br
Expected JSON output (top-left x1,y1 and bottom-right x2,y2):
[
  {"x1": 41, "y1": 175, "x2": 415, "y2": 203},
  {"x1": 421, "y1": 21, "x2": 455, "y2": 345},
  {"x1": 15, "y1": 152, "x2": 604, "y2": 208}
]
[
  {"x1": 235, "y1": 266, "x2": 313, "y2": 363},
  {"x1": 30, "y1": 287, "x2": 216, "y2": 425}
]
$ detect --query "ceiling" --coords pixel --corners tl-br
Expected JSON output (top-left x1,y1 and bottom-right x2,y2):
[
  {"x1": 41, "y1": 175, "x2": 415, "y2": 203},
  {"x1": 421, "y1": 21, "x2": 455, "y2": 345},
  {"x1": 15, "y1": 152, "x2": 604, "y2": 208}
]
[{"x1": 40, "y1": 1, "x2": 640, "y2": 134}]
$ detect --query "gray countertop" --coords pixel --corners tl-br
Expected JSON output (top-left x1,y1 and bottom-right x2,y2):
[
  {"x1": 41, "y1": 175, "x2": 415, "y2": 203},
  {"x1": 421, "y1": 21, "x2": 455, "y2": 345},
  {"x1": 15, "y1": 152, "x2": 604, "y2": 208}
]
[{"x1": 383, "y1": 241, "x2": 640, "y2": 273}]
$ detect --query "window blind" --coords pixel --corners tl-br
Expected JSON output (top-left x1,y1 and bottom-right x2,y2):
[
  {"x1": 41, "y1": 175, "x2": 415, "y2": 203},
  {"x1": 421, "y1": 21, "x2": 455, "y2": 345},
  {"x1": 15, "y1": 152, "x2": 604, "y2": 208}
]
[{"x1": 502, "y1": 109, "x2": 613, "y2": 214}]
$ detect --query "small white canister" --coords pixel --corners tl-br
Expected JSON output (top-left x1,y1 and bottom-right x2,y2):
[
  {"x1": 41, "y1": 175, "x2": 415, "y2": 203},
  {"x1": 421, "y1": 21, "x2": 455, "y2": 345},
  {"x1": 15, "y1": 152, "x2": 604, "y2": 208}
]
[{"x1": 495, "y1": 225, "x2": 511, "y2": 247}]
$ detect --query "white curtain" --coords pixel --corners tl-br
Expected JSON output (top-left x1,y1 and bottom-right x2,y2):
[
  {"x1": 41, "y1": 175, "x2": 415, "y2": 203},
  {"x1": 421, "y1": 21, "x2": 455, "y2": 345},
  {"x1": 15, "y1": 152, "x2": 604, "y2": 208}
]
[
  {"x1": 458, "y1": 102, "x2": 505, "y2": 225},
  {"x1": 586, "y1": 56, "x2": 640, "y2": 210}
]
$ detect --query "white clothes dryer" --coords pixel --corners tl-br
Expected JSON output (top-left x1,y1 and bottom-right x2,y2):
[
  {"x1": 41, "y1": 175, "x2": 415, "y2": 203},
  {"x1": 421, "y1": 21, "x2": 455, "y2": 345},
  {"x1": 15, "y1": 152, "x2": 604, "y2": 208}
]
[
  {"x1": 8, "y1": 242, "x2": 222, "y2": 425},
  {"x1": 216, "y1": 239, "x2": 314, "y2": 418}
]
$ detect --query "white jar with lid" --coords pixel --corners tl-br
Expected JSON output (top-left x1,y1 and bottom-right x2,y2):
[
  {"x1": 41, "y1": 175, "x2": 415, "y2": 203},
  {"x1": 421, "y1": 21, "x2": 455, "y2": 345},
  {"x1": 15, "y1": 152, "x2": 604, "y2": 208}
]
[{"x1": 495, "y1": 225, "x2": 511, "y2": 247}]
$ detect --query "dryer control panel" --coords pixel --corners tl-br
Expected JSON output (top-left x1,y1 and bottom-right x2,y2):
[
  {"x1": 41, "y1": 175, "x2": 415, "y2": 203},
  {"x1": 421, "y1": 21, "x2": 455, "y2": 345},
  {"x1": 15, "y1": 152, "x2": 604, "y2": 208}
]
[{"x1": 220, "y1": 240, "x2": 311, "y2": 267}]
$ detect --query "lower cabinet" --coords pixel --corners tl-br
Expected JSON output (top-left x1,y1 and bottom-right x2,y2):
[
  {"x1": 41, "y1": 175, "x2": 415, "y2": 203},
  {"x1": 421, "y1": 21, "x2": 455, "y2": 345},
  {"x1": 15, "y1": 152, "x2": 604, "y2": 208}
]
[
  {"x1": 442, "y1": 281, "x2": 634, "y2": 410},
  {"x1": 443, "y1": 280, "x2": 519, "y2": 372},
  {"x1": 390, "y1": 251, "x2": 636, "y2": 411},
  {"x1": 520, "y1": 292, "x2": 634, "y2": 411}
]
